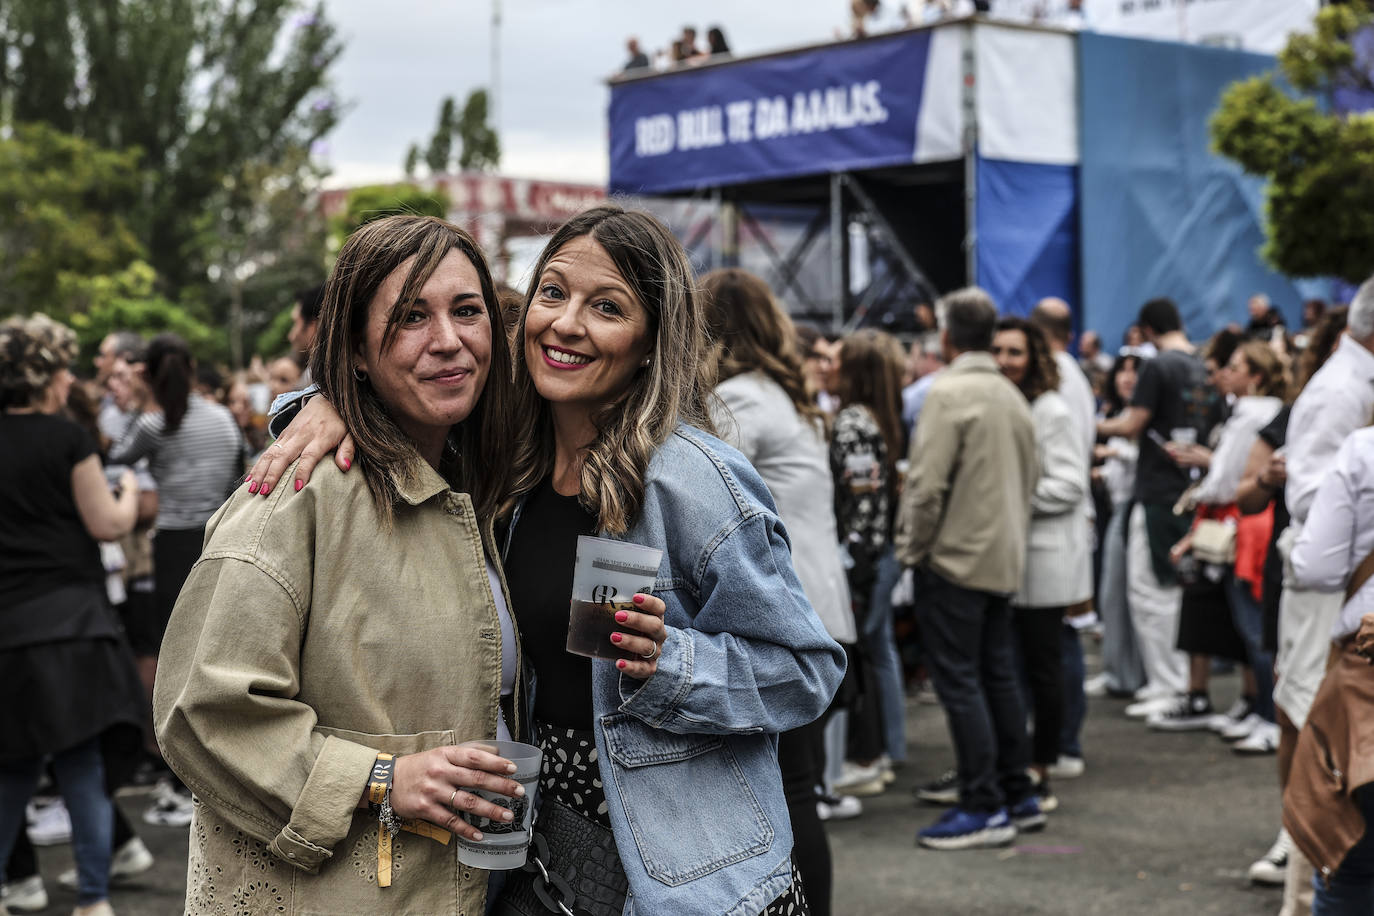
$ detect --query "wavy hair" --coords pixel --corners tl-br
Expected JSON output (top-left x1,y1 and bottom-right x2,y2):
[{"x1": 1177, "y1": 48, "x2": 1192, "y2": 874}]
[
  {"x1": 503, "y1": 206, "x2": 714, "y2": 534},
  {"x1": 994, "y1": 316, "x2": 1061, "y2": 402},
  {"x1": 700, "y1": 268, "x2": 825, "y2": 431},
  {"x1": 311, "y1": 214, "x2": 514, "y2": 523},
  {"x1": 0, "y1": 313, "x2": 78, "y2": 409},
  {"x1": 1296, "y1": 306, "x2": 1348, "y2": 394},
  {"x1": 834, "y1": 329, "x2": 907, "y2": 480}
]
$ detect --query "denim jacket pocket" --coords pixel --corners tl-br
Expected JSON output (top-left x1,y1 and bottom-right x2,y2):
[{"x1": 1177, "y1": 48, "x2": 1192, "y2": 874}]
[
  {"x1": 313, "y1": 725, "x2": 458, "y2": 757},
  {"x1": 601, "y1": 712, "x2": 773, "y2": 886}
]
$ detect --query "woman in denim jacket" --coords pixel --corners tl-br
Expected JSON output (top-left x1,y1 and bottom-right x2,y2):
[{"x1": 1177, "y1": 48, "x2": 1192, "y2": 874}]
[{"x1": 253, "y1": 207, "x2": 846, "y2": 915}]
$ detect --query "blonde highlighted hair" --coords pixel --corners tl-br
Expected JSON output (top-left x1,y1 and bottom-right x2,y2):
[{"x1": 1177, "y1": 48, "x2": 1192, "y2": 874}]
[
  {"x1": 0, "y1": 314, "x2": 78, "y2": 409},
  {"x1": 504, "y1": 206, "x2": 714, "y2": 534}
]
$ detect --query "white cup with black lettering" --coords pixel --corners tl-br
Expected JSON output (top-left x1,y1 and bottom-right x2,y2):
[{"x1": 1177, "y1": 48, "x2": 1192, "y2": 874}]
[
  {"x1": 454, "y1": 740, "x2": 543, "y2": 870},
  {"x1": 566, "y1": 536, "x2": 663, "y2": 660}
]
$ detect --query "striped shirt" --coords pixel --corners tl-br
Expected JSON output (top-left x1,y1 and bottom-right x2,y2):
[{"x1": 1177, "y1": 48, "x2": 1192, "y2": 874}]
[{"x1": 109, "y1": 395, "x2": 246, "y2": 530}]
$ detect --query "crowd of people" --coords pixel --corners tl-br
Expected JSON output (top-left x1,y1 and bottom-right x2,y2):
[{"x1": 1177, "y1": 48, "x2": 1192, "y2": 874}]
[
  {"x1": 2, "y1": 200, "x2": 1373, "y2": 916},
  {"x1": 623, "y1": 24, "x2": 731, "y2": 73}
]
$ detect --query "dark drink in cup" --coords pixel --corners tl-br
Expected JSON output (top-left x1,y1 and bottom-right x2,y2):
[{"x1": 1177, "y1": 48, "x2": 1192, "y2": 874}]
[{"x1": 566, "y1": 600, "x2": 638, "y2": 659}]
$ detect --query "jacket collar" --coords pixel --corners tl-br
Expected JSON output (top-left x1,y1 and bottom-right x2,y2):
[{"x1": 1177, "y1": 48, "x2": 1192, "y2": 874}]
[
  {"x1": 389, "y1": 457, "x2": 451, "y2": 506},
  {"x1": 948, "y1": 350, "x2": 1000, "y2": 373}
]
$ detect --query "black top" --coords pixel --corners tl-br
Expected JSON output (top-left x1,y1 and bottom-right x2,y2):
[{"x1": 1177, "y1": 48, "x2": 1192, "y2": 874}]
[
  {"x1": 1257, "y1": 405, "x2": 1291, "y2": 536},
  {"x1": 0, "y1": 414, "x2": 104, "y2": 608},
  {"x1": 1130, "y1": 349, "x2": 1220, "y2": 504},
  {"x1": 505, "y1": 475, "x2": 598, "y2": 729}
]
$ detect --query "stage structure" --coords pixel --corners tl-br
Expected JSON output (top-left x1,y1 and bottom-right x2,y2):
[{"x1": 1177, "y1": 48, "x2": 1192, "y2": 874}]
[{"x1": 608, "y1": 17, "x2": 1319, "y2": 343}]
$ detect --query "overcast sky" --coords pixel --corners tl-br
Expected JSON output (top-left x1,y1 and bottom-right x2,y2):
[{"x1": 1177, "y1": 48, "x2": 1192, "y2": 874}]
[{"x1": 319, "y1": 0, "x2": 868, "y2": 188}]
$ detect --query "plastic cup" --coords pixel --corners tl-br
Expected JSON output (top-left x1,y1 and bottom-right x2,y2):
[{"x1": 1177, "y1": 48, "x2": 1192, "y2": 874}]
[
  {"x1": 454, "y1": 740, "x2": 543, "y2": 870},
  {"x1": 566, "y1": 536, "x2": 663, "y2": 660}
]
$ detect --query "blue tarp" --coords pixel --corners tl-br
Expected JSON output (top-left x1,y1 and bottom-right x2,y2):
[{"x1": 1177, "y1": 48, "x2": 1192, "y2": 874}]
[
  {"x1": 976, "y1": 158, "x2": 1080, "y2": 321},
  {"x1": 1079, "y1": 33, "x2": 1312, "y2": 351},
  {"x1": 608, "y1": 31, "x2": 931, "y2": 195}
]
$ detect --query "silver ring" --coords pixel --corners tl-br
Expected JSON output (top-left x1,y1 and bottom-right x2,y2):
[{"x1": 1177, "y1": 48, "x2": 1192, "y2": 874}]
[
  {"x1": 270, "y1": 442, "x2": 283, "y2": 451},
  {"x1": 449, "y1": 788, "x2": 459, "y2": 810},
  {"x1": 640, "y1": 642, "x2": 660, "y2": 661}
]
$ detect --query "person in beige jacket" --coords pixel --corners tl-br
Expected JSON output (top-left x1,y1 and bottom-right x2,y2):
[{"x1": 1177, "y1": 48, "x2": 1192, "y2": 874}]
[
  {"x1": 895, "y1": 287, "x2": 1041, "y2": 851},
  {"x1": 154, "y1": 216, "x2": 560, "y2": 915}
]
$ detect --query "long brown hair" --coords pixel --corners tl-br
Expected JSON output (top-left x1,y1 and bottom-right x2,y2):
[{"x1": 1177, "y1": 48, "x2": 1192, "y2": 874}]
[
  {"x1": 834, "y1": 329, "x2": 906, "y2": 479},
  {"x1": 1295, "y1": 306, "x2": 1348, "y2": 394},
  {"x1": 504, "y1": 206, "x2": 714, "y2": 535},
  {"x1": 995, "y1": 316, "x2": 1060, "y2": 402},
  {"x1": 310, "y1": 215, "x2": 514, "y2": 523},
  {"x1": 700, "y1": 268, "x2": 824, "y2": 431}
]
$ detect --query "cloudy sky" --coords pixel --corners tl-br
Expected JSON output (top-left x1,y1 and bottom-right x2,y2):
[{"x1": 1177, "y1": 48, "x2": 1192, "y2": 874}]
[{"x1": 319, "y1": 0, "x2": 875, "y2": 188}]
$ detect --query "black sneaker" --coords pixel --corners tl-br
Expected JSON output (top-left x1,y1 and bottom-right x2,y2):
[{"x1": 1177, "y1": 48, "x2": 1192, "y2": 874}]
[
  {"x1": 914, "y1": 768, "x2": 959, "y2": 805},
  {"x1": 1146, "y1": 693, "x2": 1218, "y2": 732}
]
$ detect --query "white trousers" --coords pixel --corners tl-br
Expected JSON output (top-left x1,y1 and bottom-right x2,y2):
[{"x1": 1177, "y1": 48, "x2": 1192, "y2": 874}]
[
  {"x1": 1273, "y1": 524, "x2": 1344, "y2": 730},
  {"x1": 1126, "y1": 504, "x2": 1189, "y2": 696}
]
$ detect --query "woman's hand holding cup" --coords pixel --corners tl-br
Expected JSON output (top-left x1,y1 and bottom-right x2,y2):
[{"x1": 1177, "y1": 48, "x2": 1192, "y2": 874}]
[
  {"x1": 611, "y1": 593, "x2": 668, "y2": 680},
  {"x1": 389, "y1": 745, "x2": 522, "y2": 842}
]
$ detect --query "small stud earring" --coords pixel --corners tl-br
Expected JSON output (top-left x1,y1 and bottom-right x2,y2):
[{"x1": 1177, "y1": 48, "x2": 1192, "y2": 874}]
[{"x1": 641, "y1": 356, "x2": 652, "y2": 368}]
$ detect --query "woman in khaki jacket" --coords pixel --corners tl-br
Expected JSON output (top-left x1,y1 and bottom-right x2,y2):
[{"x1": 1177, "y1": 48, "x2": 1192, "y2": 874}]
[{"x1": 154, "y1": 216, "x2": 559, "y2": 915}]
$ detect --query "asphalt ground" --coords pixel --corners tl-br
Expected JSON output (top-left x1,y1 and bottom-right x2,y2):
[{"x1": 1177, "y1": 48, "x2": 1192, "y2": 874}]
[{"x1": 20, "y1": 659, "x2": 1282, "y2": 915}]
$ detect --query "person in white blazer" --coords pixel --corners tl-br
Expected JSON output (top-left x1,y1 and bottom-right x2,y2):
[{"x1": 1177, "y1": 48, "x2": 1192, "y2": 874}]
[
  {"x1": 992, "y1": 317, "x2": 1091, "y2": 808},
  {"x1": 702, "y1": 268, "x2": 858, "y2": 916}
]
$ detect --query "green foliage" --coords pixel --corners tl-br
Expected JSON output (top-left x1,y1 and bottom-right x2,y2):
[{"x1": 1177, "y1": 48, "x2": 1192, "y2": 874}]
[
  {"x1": 404, "y1": 143, "x2": 421, "y2": 178},
  {"x1": 458, "y1": 89, "x2": 500, "y2": 172},
  {"x1": 256, "y1": 305, "x2": 296, "y2": 360},
  {"x1": 332, "y1": 184, "x2": 452, "y2": 246},
  {"x1": 64, "y1": 262, "x2": 228, "y2": 369},
  {"x1": 1211, "y1": 1, "x2": 1374, "y2": 282},
  {"x1": 426, "y1": 96, "x2": 458, "y2": 175},
  {"x1": 0, "y1": 123, "x2": 145, "y2": 317},
  {"x1": 0, "y1": 0, "x2": 343, "y2": 296}
]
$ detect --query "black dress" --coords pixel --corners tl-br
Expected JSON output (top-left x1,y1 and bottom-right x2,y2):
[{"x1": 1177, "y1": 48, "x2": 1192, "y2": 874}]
[{"x1": 0, "y1": 413, "x2": 145, "y2": 761}]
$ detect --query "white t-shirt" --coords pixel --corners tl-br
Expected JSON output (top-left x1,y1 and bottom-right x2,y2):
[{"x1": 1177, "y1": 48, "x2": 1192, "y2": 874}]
[{"x1": 487, "y1": 560, "x2": 517, "y2": 741}]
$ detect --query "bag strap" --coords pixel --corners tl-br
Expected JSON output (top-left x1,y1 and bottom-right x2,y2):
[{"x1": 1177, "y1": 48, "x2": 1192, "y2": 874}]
[{"x1": 1347, "y1": 548, "x2": 1374, "y2": 605}]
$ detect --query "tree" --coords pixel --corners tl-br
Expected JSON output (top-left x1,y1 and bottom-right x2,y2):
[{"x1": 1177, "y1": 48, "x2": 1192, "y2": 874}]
[
  {"x1": 0, "y1": 0, "x2": 344, "y2": 296},
  {"x1": 404, "y1": 143, "x2": 421, "y2": 178},
  {"x1": 425, "y1": 96, "x2": 459, "y2": 175},
  {"x1": 0, "y1": 123, "x2": 144, "y2": 317},
  {"x1": 332, "y1": 184, "x2": 451, "y2": 248},
  {"x1": 1211, "y1": 2, "x2": 1374, "y2": 282},
  {"x1": 457, "y1": 89, "x2": 500, "y2": 172}
]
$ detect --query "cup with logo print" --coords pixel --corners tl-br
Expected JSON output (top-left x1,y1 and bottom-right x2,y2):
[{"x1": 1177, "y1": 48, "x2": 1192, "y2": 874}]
[
  {"x1": 566, "y1": 535, "x2": 663, "y2": 660},
  {"x1": 454, "y1": 740, "x2": 543, "y2": 869}
]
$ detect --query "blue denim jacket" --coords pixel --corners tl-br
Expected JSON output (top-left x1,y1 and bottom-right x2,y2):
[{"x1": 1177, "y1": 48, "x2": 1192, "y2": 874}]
[{"x1": 505, "y1": 424, "x2": 846, "y2": 916}]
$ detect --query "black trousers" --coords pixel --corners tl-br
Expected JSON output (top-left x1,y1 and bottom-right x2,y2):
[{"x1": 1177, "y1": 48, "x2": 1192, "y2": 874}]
[
  {"x1": 1013, "y1": 606, "x2": 1066, "y2": 768},
  {"x1": 917, "y1": 570, "x2": 1032, "y2": 813},
  {"x1": 779, "y1": 715, "x2": 831, "y2": 916}
]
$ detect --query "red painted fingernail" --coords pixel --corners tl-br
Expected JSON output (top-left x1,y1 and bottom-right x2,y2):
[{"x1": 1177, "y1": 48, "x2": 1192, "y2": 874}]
[
  {"x1": 261, "y1": 484, "x2": 272, "y2": 496},
  {"x1": 294, "y1": 479, "x2": 303, "y2": 492},
  {"x1": 611, "y1": 633, "x2": 623, "y2": 644},
  {"x1": 617, "y1": 659, "x2": 628, "y2": 670},
  {"x1": 248, "y1": 481, "x2": 259, "y2": 494},
  {"x1": 342, "y1": 458, "x2": 351, "y2": 470},
  {"x1": 615, "y1": 611, "x2": 628, "y2": 623},
  {"x1": 633, "y1": 594, "x2": 646, "y2": 605}
]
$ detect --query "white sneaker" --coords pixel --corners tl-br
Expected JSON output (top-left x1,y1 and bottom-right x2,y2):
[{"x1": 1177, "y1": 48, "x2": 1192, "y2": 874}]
[
  {"x1": 816, "y1": 793, "x2": 863, "y2": 821},
  {"x1": 1125, "y1": 695, "x2": 1178, "y2": 719},
  {"x1": 26, "y1": 799, "x2": 72, "y2": 846},
  {"x1": 1248, "y1": 828, "x2": 1292, "y2": 886},
  {"x1": 833, "y1": 761, "x2": 886, "y2": 797},
  {"x1": 0, "y1": 875, "x2": 48, "y2": 913},
  {"x1": 1084, "y1": 673, "x2": 1111, "y2": 698},
  {"x1": 1220, "y1": 712, "x2": 1263, "y2": 742},
  {"x1": 143, "y1": 781, "x2": 194, "y2": 827},
  {"x1": 72, "y1": 902, "x2": 116, "y2": 916},
  {"x1": 1233, "y1": 720, "x2": 1280, "y2": 755},
  {"x1": 1209, "y1": 696, "x2": 1254, "y2": 734},
  {"x1": 59, "y1": 837, "x2": 155, "y2": 889},
  {"x1": 1047, "y1": 755, "x2": 1085, "y2": 779}
]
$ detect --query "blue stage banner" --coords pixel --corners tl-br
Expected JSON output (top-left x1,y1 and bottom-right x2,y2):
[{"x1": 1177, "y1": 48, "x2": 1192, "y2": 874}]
[{"x1": 609, "y1": 31, "x2": 931, "y2": 195}]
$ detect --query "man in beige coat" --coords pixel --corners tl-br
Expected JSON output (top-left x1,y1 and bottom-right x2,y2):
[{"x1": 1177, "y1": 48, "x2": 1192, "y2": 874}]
[{"x1": 895, "y1": 287, "x2": 1040, "y2": 850}]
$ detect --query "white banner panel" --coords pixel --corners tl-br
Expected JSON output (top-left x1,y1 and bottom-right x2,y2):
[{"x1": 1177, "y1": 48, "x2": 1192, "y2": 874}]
[
  {"x1": 975, "y1": 24, "x2": 1078, "y2": 165},
  {"x1": 1083, "y1": 0, "x2": 1317, "y2": 54},
  {"x1": 914, "y1": 23, "x2": 966, "y2": 163}
]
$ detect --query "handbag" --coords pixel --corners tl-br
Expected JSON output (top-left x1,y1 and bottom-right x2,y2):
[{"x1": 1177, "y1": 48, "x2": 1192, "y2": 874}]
[
  {"x1": 494, "y1": 796, "x2": 628, "y2": 916},
  {"x1": 1190, "y1": 519, "x2": 1236, "y2": 565}
]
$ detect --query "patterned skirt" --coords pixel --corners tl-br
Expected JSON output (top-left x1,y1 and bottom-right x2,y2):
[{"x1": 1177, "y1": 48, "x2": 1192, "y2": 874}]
[{"x1": 500, "y1": 722, "x2": 808, "y2": 915}]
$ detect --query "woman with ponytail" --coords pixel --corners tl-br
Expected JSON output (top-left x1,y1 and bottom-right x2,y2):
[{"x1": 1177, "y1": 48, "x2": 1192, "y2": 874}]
[{"x1": 108, "y1": 333, "x2": 242, "y2": 825}]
